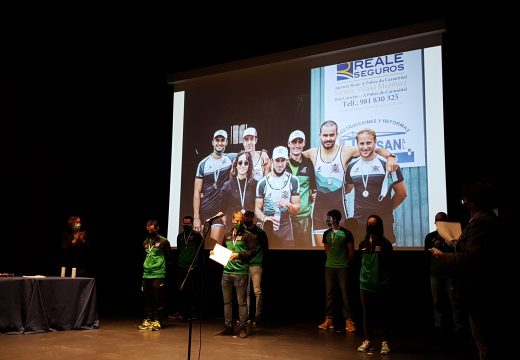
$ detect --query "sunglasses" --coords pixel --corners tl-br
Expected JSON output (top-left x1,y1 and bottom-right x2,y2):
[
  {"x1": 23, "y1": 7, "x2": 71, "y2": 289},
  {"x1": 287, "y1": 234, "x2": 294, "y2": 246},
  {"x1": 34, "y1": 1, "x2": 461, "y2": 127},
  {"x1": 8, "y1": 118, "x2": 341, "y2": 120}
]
[{"x1": 237, "y1": 160, "x2": 249, "y2": 166}]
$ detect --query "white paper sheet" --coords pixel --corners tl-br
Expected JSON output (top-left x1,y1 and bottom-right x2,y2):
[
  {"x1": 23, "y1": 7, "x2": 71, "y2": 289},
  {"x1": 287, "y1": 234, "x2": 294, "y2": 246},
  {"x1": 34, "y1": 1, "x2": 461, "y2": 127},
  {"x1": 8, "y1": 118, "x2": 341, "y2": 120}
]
[{"x1": 209, "y1": 243, "x2": 232, "y2": 266}]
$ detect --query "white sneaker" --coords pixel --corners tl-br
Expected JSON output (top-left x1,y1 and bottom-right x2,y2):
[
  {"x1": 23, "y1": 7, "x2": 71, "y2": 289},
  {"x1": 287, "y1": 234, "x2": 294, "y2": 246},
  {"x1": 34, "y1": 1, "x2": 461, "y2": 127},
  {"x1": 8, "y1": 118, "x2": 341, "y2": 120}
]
[
  {"x1": 358, "y1": 340, "x2": 371, "y2": 352},
  {"x1": 381, "y1": 341, "x2": 391, "y2": 355}
]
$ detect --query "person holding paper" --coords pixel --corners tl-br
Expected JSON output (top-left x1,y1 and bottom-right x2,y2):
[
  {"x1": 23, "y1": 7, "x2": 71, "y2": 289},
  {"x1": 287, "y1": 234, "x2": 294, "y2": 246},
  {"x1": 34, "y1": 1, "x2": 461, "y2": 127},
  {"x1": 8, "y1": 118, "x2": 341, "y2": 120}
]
[
  {"x1": 424, "y1": 212, "x2": 465, "y2": 334},
  {"x1": 344, "y1": 128, "x2": 407, "y2": 244},
  {"x1": 60, "y1": 215, "x2": 92, "y2": 277},
  {"x1": 214, "y1": 211, "x2": 257, "y2": 338}
]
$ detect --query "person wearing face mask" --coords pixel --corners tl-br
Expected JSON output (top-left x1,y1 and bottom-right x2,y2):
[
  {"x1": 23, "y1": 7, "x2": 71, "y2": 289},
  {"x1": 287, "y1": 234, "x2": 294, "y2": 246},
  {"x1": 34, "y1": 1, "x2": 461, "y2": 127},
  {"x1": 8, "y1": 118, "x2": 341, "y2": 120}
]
[
  {"x1": 243, "y1": 210, "x2": 268, "y2": 326},
  {"x1": 318, "y1": 209, "x2": 356, "y2": 333},
  {"x1": 215, "y1": 211, "x2": 257, "y2": 338},
  {"x1": 139, "y1": 219, "x2": 172, "y2": 331},
  {"x1": 60, "y1": 215, "x2": 92, "y2": 277},
  {"x1": 169, "y1": 215, "x2": 203, "y2": 321},
  {"x1": 357, "y1": 215, "x2": 393, "y2": 355}
]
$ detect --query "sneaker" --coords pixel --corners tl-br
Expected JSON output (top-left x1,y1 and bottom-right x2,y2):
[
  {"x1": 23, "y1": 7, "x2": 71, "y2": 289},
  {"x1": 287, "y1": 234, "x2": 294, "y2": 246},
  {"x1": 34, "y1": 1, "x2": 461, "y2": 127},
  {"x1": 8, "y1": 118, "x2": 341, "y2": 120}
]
[
  {"x1": 253, "y1": 316, "x2": 263, "y2": 326},
  {"x1": 318, "y1": 317, "x2": 334, "y2": 330},
  {"x1": 358, "y1": 340, "x2": 371, "y2": 352},
  {"x1": 239, "y1": 327, "x2": 248, "y2": 338},
  {"x1": 346, "y1": 318, "x2": 356, "y2": 332},
  {"x1": 150, "y1": 320, "x2": 162, "y2": 331},
  {"x1": 214, "y1": 326, "x2": 234, "y2": 336},
  {"x1": 138, "y1": 319, "x2": 152, "y2": 330},
  {"x1": 381, "y1": 341, "x2": 391, "y2": 355}
]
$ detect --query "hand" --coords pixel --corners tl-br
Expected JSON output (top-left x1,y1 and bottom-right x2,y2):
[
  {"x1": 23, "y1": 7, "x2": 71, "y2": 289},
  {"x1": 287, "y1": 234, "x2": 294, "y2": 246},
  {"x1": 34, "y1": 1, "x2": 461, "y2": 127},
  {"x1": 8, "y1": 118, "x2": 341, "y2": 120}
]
[
  {"x1": 429, "y1": 247, "x2": 443, "y2": 258},
  {"x1": 193, "y1": 218, "x2": 202, "y2": 233},
  {"x1": 386, "y1": 156, "x2": 398, "y2": 172}
]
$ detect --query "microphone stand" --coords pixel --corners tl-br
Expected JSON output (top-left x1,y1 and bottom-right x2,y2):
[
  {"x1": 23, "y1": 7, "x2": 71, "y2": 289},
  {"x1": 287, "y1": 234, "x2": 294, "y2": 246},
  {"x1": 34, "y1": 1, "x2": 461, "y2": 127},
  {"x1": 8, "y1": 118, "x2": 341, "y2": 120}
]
[{"x1": 180, "y1": 219, "x2": 213, "y2": 360}]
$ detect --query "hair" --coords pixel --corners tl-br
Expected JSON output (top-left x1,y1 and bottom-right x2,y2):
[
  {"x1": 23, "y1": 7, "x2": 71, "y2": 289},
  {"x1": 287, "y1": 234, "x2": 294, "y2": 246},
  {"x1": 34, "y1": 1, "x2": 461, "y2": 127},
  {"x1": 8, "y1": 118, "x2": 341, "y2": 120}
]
[
  {"x1": 320, "y1": 120, "x2": 338, "y2": 133},
  {"x1": 326, "y1": 209, "x2": 342, "y2": 224},
  {"x1": 183, "y1": 215, "x2": 193, "y2": 222},
  {"x1": 146, "y1": 219, "x2": 159, "y2": 227},
  {"x1": 67, "y1": 216, "x2": 81, "y2": 228},
  {"x1": 460, "y1": 181, "x2": 496, "y2": 211},
  {"x1": 434, "y1": 212, "x2": 448, "y2": 222},
  {"x1": 356, "y1": 128, "x2": 377, "y2": 142},
  {"x1": 232, "y1": 211, "x2": 245, "y2": 221},
  {"x1": 230, "y1": 150, "x2": 253, "y2": 180},
  {"x1": 365, "y1": 214, "x2": 384, "y2": 239},
  {"x1": 244, "y1": 210, "x2": 255, "y2": 219}
]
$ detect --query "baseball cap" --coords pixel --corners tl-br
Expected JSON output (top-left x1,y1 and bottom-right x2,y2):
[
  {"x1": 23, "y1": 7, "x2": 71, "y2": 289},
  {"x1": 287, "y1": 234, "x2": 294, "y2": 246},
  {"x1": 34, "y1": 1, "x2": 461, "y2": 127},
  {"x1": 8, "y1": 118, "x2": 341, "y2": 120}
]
[
  {"x1": 288, "y1": 130, "x2": 305, "y2": 142},
  {"x1": 272, "y1": 146, "x2": 289, "y2": 160},
  {"x1": 242, "y1": 127, "x2": 257, "y2": 138},
  {"x1": 213, "y1": 129, "x2": 228, "y2": 140}
]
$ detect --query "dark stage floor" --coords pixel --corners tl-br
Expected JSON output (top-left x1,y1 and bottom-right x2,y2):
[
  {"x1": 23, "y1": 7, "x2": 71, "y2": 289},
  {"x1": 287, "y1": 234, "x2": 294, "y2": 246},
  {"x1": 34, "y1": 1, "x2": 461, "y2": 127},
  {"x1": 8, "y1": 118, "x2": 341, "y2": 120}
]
[{"x1": 1, "y1": 316, "x2": 477, "y2": 360}]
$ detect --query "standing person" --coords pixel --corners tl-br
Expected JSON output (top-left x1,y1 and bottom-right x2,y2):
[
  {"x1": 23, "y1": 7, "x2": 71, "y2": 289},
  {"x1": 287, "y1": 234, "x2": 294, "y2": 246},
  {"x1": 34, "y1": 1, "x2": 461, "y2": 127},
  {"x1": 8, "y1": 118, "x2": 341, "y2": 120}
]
[
  {"x1": 424, "y1": 211, "x2": 464, "y2": 334},
  {"x1": 60, "y1": 215, "x2": 92, "y2": 277},
  {"x1": 241, "y1": 127, "x2": 270, "y2": 181},
  {"x1": 255, "y1": 146, "x2": 301, "y2": 247},
  {"x1": 431, "y1": 182, "x2": 501, "y2": 360},
  {"x1": 357, "y1": 215, "x2": 393, "y2": 355},
  {"x1": 244, "y1": 210, "x2": 268, "y2": 326},
  {"x1": 220, "y1": 150, "x2": 258, "y2": 233},
  {"x1": 286, "y1": 130, "x2": 317, "y2": 248},
  {"x1": 174, "y1": 215, "x2": 203, "y2": 320},
  {"x1": 214, "y1": 211, "x2": 257, "y2": 338},
  {"x1": 344, "y1": 128, "x2": 407, "y2": 243},
  {"x1": 318, "y1": 209, "x2": 356, "y2": 333},
  {"x1": 139, "y1": 220, "x2": 172, "y2": 331},
  {"x1": 302, "y1": 121, "x2": 397, "y2": 246},
  {"x1": 193, "y1": 129, "x2": 236, "y2": 247}
]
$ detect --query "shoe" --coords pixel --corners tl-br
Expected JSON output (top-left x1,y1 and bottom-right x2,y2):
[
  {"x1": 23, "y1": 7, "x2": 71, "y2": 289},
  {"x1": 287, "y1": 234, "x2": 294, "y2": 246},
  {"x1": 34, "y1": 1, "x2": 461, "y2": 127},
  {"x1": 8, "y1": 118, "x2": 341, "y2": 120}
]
[
  {"x1": 358, "y1": 340, "x2": 371, "y2": 352},
  {"x1": 253, "y1": 316, "x2": 263, "y2": 326},
  {"x1": 214, "y1": 326, "x2": 234, "y2": 336},
  {"x1": 150, "y1": 320, "x2": 162, "y2": 331},
  {"x1": 381, "y1": 341, "x2": 391, "y2": 355},
  {"x1": 346, "y1": 318, "x2": 356, "y2": 332},
  {"x1": 239, "y1": 327, "x2": 248, "y2": 338},
  {"x1": 138, "y1": 319, "x2": 152, "y2": 330},
  {"x1": 318, "y1": 317, "x2": 334, "y2": 330}
]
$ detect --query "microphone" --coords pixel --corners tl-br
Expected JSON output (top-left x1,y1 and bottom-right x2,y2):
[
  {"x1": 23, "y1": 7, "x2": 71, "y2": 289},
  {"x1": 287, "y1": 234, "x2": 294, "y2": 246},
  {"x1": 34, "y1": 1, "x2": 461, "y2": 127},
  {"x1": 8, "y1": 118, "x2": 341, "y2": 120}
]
[{"x1": 205, "y1": 211, "x2": 224, "y2": 223}]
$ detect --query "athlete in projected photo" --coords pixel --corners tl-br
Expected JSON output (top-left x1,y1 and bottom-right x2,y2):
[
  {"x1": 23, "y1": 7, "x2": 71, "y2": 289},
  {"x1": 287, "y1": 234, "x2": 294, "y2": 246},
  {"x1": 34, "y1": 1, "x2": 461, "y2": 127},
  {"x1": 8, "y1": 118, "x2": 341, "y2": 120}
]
[
  {"x1": 255, "y1": 146, "x2": 300, "y2": 247},
  {"x1": 344, "y1": 128, "x2": 407, "y2": 244},
  {"x1": 241, "y1": 127, "x2": 270, "y2": 181},
  {"x1": 302, "y1": 120, "x2": 397, "y2": 247},
  {"x1": 193, "y1": 130, "x2": 236, "y2": 246}
]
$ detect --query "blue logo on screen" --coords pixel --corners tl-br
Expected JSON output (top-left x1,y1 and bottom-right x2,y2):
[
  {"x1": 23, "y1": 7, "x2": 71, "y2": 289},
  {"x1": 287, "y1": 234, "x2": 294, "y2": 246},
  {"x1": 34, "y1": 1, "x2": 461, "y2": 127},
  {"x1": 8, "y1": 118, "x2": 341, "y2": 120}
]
[{"x1": 337, "y1": 62, "x2": 353, "y2": 80}]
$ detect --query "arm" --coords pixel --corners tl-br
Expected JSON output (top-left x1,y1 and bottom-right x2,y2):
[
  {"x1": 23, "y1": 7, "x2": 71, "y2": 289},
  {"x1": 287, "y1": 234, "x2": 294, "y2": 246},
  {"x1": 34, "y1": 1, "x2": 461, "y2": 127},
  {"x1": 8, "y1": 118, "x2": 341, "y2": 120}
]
[
  {"x1": 375, "y1": 148, "x2": 397, "y2": 171},
  {"x1": 261, "y1": 150, "x2": 271, "y2": 176},
  {"x1": 255, "y1": 197, "x2": 266, "y2": 223},
  {"x1": 193, "y1": 178, "x2": 203, "y2": 232},
  {"x1": 391, "y1": 181, "x2": 407, "y2": 210},
  {"x1": 287, "y1": 195, "x2": 300, "y2": 215},
  {"x1": 344, "y1": 183, "x2": 354, "y2": 194}
]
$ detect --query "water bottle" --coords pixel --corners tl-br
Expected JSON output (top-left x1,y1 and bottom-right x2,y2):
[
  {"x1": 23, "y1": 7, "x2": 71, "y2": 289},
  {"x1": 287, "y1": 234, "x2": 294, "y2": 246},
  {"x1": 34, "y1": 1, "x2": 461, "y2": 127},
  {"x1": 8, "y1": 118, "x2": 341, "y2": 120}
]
[{"x1": 273, "y1": 207, "x2": 281, "y2": 231}]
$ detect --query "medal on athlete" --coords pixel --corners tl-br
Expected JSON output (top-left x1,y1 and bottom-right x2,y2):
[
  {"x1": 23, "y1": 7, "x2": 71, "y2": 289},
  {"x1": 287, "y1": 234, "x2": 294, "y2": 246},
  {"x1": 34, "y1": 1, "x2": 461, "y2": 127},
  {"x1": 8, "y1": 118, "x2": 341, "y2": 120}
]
[
  {"x1": 213, "y1": 183, "x2": 218, "y2": 189},
  {"x1": 363, "y1": 190, "x2": 369, "y2": 197}
]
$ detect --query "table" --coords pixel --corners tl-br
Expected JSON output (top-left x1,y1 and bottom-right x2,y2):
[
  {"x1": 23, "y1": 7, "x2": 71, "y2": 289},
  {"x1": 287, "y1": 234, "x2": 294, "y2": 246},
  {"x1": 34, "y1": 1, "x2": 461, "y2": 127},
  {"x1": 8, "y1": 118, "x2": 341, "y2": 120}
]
[{"x1": 0, "y1": 276, "x2": 99, "y2": 334}]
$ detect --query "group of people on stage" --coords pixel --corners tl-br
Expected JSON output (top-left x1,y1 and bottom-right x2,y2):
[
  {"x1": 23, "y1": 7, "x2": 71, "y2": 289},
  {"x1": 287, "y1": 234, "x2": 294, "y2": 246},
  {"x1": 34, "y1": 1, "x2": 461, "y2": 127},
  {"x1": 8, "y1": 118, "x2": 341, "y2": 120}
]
[{"x1": 192, "y1": 121, "x2": 407, "y2": 249}]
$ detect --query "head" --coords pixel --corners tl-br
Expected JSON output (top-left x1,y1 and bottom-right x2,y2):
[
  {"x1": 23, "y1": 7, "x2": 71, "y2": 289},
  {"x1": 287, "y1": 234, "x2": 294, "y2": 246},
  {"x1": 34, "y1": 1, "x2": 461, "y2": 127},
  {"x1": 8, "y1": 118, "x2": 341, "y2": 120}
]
[
  {"x1": 319, "y1": 120, "x2": 338, "y2": 150},
  {"x1": 242, "y1": 127, "x2": 258, "y2": 152},
  {"x1": 288, "y1": 130, "x2": 306, "y2": 157},
  {"x1": 146, "y1": 219, "x2": 159, "y2": 236},
  {"x1": 460, "y1": 181, "x2": 496, "y2": 212},
  {"x1": 231, "y1": 150, "x2": 253, "y2": 179},
  {"x1": 326, "y1": 209, "x2": 342, "y2": 227},
  {"x1": 212, "y1": 130, "x2": 228, "y2": 155},
  {"x1": 356, "y1": 128, "x2": 377, "y2": 159},
  {"x1": 366, "y1": 214, "x2": 384, "y2": 236},
  {"x1": 232, "y1": 211, "x2": 245, "y2": 232},
  {"x1": 182, "y1": 215, "x2": 193, "y2": 231},
  {"x1": 434, "y1": 212, "x2": 448, "y2": 224},
  {"x1": 244, "y1": 210, "x2": 255, "y2": 228},
  {"x1": 272, "y1": 146, "x2": 289, "y2": 176},
  {"x1": 68, "y1": 216, "x2": 82, "y2": 232}
]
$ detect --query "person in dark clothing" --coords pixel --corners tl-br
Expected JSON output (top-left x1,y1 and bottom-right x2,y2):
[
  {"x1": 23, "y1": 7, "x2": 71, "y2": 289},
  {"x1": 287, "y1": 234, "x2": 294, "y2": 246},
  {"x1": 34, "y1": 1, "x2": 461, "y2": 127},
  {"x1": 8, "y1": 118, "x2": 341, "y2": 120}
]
[
  {"x1": 139, "y1": 219, "x2": 172, "y2": 331},
  {"x1": 60, "y1": 216, "x2": 92, "y2": 277},
  {"x1": 357, "y1": 214, "x2": 393, "y2": 355},
  {"x1": 431, "y1": 182, "x2": 501, "y2": 360}
]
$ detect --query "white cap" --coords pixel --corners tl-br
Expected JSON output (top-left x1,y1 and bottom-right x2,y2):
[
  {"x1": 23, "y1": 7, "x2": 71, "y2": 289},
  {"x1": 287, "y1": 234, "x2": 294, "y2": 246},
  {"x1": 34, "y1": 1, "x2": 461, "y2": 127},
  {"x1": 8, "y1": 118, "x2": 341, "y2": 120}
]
[
  {"x1": 272, "y1": 146, "x2": 289, "y2": 160},
  {"x1": 213, "y1": 129, "x2": 228, "y2": 139},
  {"x1": 288, "y1": 130, "x2": 305, "y2": 142},
  {"x1": 242, "y1": 127, "x2": 257, "y2": 138}
]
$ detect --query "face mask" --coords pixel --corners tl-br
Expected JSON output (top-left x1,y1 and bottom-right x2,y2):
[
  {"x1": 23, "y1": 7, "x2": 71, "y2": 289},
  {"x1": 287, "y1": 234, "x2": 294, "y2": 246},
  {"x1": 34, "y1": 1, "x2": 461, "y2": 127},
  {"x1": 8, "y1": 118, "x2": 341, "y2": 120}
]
[
  {"x1": 244, "y1": 220, "x2": 253, "y2": 227},
  {"x1": 182, "y1": 225, "x2": 192, "y2": 231},
  {"x1": 233, "y1": 222, "x2": 244, "y2": 231},
  {"x1": 326, "y1": 220, "x2": 333, "y2": 227},
  {"x1": 214, "y1": 149, "x2": 224, "y2": 155},
  {"x1": 148, "y1": 231, "x2": 157, "y2": 237},
  {"x1": 367, "y1": 224, "x2": 376, "y2": 233}
]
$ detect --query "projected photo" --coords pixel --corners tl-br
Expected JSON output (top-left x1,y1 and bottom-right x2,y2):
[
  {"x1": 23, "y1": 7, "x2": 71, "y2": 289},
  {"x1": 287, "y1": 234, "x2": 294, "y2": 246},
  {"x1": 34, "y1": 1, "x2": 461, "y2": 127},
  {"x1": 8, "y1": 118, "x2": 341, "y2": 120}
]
[{"x1": 169, "y1": 46, "x2": 446, "y2": 250}]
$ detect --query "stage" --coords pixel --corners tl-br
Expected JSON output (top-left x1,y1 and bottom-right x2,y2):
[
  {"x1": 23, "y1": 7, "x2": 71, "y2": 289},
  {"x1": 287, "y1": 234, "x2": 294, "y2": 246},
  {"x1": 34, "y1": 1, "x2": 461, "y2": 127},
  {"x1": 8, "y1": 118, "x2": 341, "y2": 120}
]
[{"x1": 1, "y1": 316, "x2": 476, "y2": 360}]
